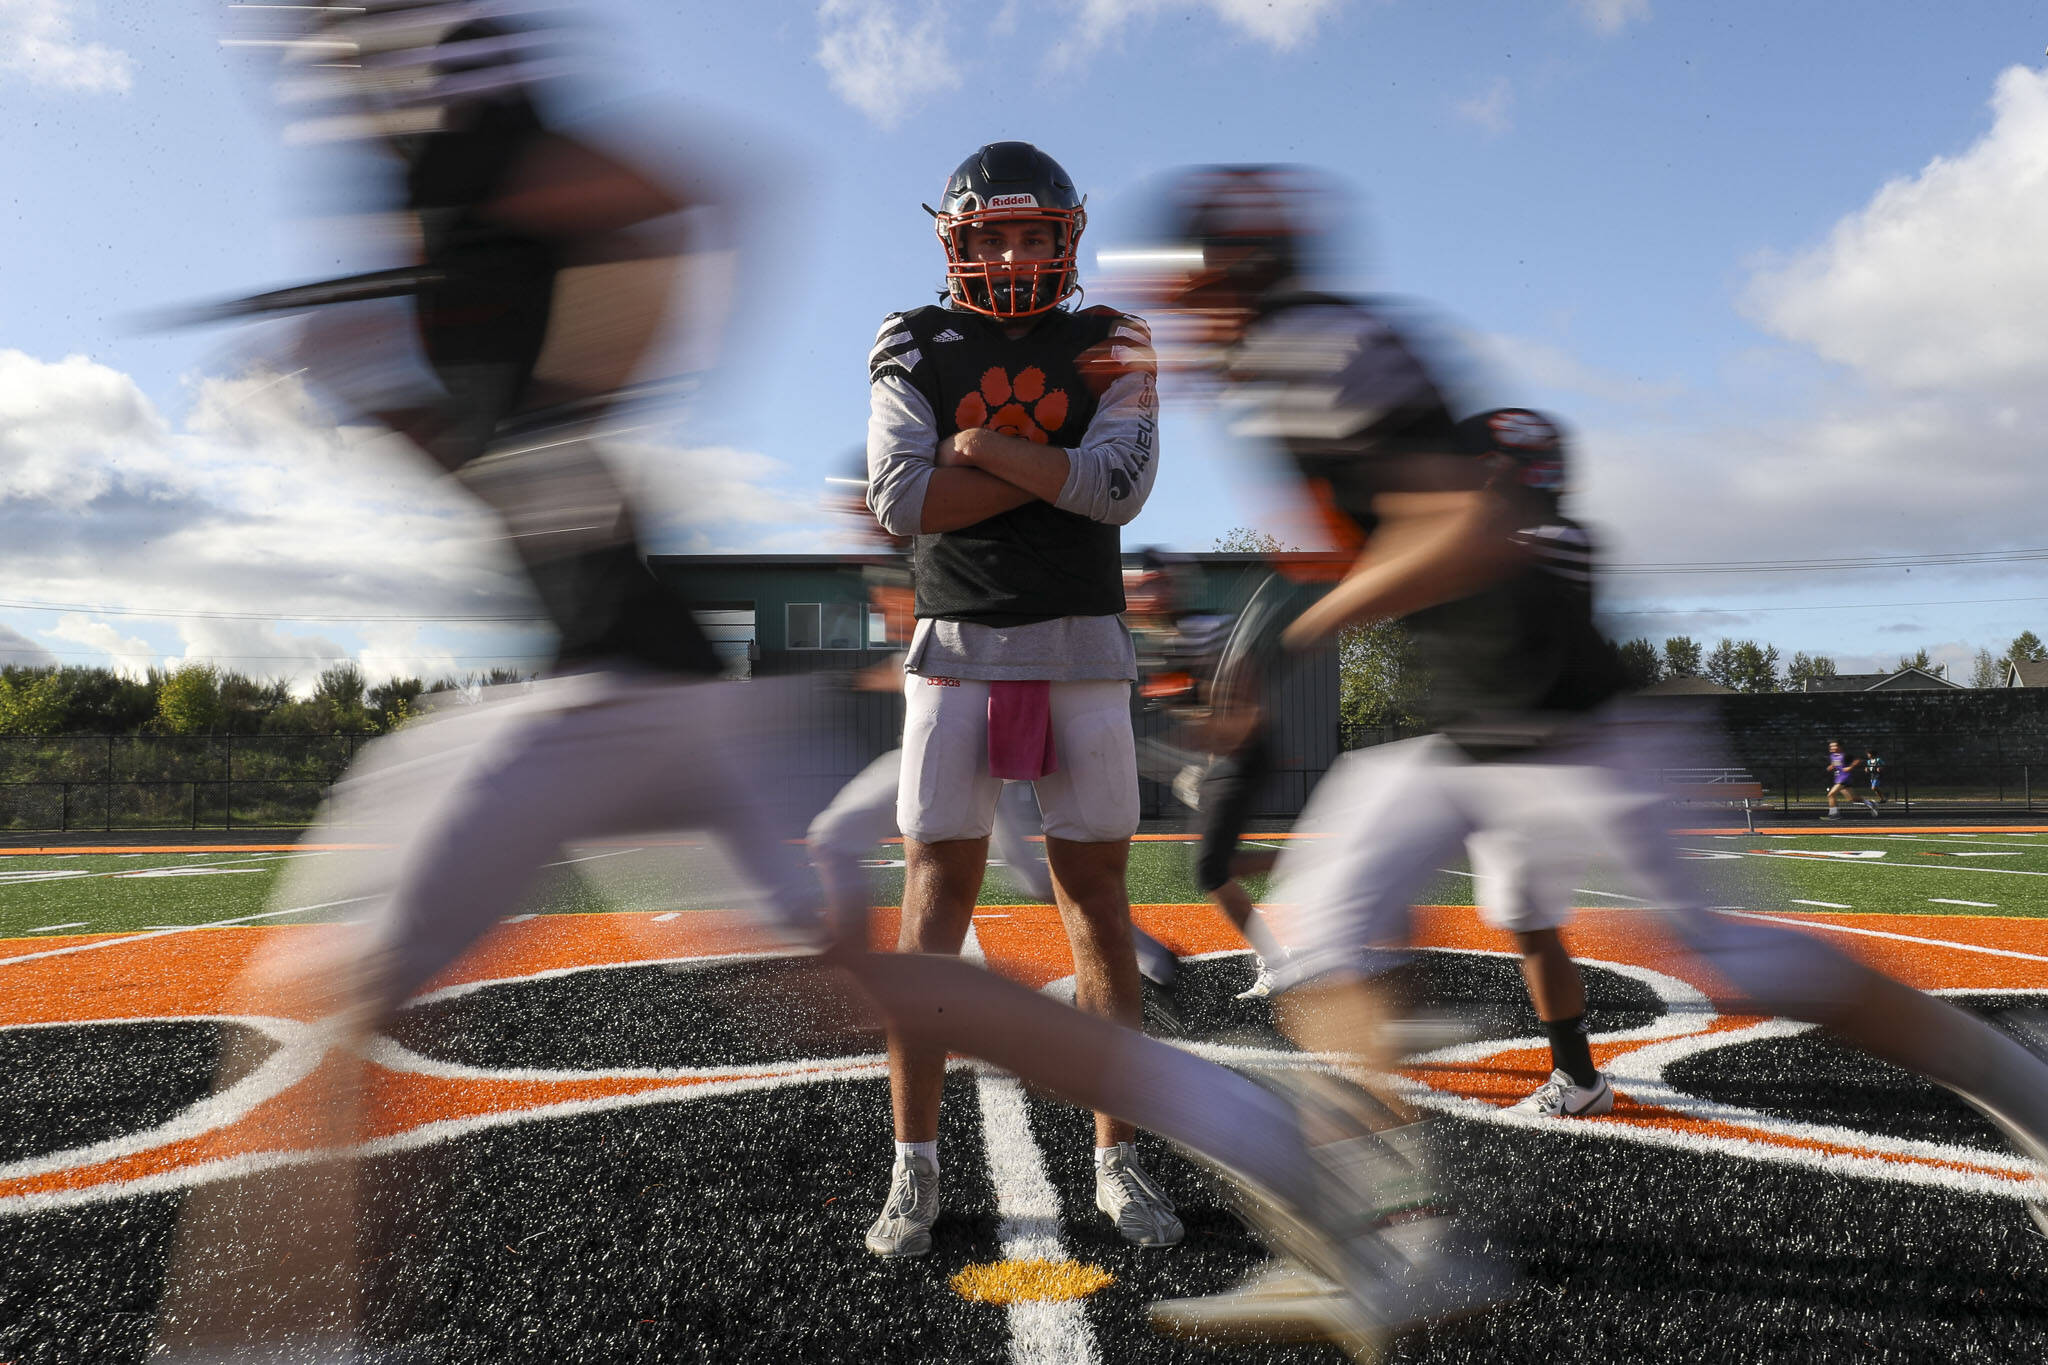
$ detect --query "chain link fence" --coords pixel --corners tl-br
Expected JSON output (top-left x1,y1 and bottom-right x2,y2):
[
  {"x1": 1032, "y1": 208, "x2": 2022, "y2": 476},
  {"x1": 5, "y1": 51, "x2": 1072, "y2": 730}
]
[{"x1": 0, "y1": 735, "x2": 370, "y2": 832}]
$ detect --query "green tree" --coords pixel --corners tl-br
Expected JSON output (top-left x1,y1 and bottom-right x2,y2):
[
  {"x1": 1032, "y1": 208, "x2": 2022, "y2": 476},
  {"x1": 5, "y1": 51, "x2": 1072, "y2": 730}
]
[
  {"x1": 43, "y1": 665, "x2": 157, "y2": 733},
  {"x1": 1894, "y1": 648, "x2": 1934, "y2": 673},
  {"x1": 1616, "y1": 637, "x2": 1661, "y2": 690},
  {"x1": 316, "y1": 663, "x2": 368, "y2": 709},
  {"x1": 1212, "y1": 527, "x2": 1295, "y2": 554},
  {"x1": 368, "y1": 676, "x2": 425, "y2": 731},
  {"x1": 1706, "y1": 639, "x2": 1780, "y2": 693},
  {"x1": 1786, "y1": 652, "x2": 1837, "y2": 690},
  {"x1": 0, "y1": 670, "x2": 66, "y2": 734},
  {"x1": 1971, "y1": 647, "x2": 2001, "y2": 689},
  {"x1": 220, "y1": 672, "x2": 294, "y2": 734},
  {"x1": 1662, "y1": 635, "x2": 1703, "y2": 679},
  {"x1": 2006, "y1": 631, "x2": 2046, "y2": 666},
  {"x1": 1337, "y1": 621, "x2": 1430, "y2": 734},
  {"x1": 155, "y1": 663, "x2": 225, "y2": 735}
]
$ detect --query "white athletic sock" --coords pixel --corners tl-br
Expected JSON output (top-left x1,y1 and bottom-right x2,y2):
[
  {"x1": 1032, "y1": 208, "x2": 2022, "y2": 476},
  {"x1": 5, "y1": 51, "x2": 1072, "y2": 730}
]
[
  {"x1": 895, "y1": 1140, "x2": 938, "y2": 1174},
  {"x1": 1093, "y1": 1142, "x2": 1128, "y2": 1169}
]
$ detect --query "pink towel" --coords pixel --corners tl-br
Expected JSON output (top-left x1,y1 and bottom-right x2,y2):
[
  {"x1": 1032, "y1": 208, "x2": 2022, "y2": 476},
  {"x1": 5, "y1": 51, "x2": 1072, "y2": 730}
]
[{"x1": 988, "y1": 680, "x2": 1057, "y2": 780}]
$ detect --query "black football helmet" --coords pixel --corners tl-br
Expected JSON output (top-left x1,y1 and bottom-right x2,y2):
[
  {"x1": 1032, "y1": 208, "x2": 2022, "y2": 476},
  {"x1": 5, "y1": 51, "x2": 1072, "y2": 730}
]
[
  {"x1": 1455, "y1": 407, "x2": 1571, "y2": 501},
  {"x1": 926, "y1": 141, "x2": 1086, "y2": 319},
  {"x1": 1114, "y1": 165, "x2": 1334, "y2": 304}
]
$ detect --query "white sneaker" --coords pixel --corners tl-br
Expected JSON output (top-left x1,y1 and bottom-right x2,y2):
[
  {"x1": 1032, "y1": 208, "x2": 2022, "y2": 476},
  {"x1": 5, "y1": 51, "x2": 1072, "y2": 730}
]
[
  {"x1": 864, "y1": 1154, "x2": 939, "y2": 1257},
  {"x1": 1506, "y1": 1069, "x2": 1615, "y2": 1119},
  {"x1": 1236, "y1": 958, "x2": 1279, "y2": 1000},
  {"x1": 1152, "y1": 1071, "x2": 1513, "y2": 1360},
  {"x1": 1096, "y1": 1143, "x2": 1184, "y2": 1247}
]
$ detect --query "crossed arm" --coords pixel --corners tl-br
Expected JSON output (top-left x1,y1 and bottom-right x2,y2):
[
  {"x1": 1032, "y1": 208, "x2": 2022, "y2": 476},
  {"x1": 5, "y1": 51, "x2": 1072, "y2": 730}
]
[{"x1": 867, "y1": 368, "x2": 1158, "y2": 536}]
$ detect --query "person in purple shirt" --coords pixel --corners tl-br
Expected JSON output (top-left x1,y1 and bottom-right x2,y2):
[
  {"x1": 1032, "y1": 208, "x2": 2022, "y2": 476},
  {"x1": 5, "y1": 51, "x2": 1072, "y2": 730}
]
[{"x1": 1824, "y1": 739, "x2": 1878, "y2": 819}]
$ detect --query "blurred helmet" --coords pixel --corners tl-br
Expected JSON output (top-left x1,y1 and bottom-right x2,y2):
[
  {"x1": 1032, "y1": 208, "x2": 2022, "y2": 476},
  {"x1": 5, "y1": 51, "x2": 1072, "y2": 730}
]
[
  {"x1": 1455, "y1": 407, "x2": 1570, "y2": 498},
  {"x1": 231, "y1": 1, "x2": 578, "y2": 148},
  {"x1": 926, "y1": 142, "x2": 1087, "y2": 319},
  {"x1": 1105, "y1": 165, "x2": 1333, "y2": 315}
]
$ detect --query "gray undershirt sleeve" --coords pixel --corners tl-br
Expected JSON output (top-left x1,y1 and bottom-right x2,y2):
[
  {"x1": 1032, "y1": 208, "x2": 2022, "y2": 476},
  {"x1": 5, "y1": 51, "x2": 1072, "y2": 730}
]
[
  {"x1": 1052, "y1": 368, "x2": 1160, "y2": 527},
  {"x1": 866, "y1": 373, "x2": 939, "y2": 539}
]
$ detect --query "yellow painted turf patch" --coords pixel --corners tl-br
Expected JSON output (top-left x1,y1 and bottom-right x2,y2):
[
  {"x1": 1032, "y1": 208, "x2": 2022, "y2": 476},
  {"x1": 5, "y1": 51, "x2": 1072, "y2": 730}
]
[{"x1": 949, "y1": 1258, "x2": 1114, "y2": 1305}]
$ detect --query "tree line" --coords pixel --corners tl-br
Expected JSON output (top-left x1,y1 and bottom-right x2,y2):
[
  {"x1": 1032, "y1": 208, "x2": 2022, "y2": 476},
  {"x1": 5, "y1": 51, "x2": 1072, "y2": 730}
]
[
  {"x1": 1612, "y1": 631, "x2": 2048, "y2": 694},
  {"x1": 0, "y1": 663, "x2": 531, "y2": 737}
]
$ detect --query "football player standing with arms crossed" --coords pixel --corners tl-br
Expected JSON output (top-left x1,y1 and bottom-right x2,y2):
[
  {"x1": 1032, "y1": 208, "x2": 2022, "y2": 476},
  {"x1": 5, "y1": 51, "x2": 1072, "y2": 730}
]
[{"x1": 862, "y1": 141, "x2": 1177, "y2": 1256}]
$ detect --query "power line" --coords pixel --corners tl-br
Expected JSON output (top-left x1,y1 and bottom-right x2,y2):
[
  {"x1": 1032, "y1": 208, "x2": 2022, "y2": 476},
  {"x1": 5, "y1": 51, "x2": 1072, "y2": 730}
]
[
  {"x1": 0, "y1": 596, "x2": 542, "y2": 624},
  {"x1": 1610, "y1": 547, "x2": 2048, "y2": 575},
  {"x1": 1609, "y1": 594, "x2": 2048, "y2": 618}
]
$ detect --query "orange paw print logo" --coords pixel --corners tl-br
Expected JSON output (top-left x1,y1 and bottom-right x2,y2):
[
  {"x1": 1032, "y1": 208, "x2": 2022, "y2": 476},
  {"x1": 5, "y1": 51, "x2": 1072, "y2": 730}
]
[{"x1": 955, "y1": 367, "x2": 1070, "y2": 444}]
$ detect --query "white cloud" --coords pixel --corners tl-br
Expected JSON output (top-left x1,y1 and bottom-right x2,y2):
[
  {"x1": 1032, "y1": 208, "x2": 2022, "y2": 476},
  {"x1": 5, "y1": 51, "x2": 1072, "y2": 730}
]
[
  {"x1": 48, "y1": 613, "x2": 152, "y2": 679},
  {"x1": 0, "y1": 352, "x2": 816, "y2": 692},
  {"x1": 815, "y1": 0, "x2": 1347, "y2": 125},
  {"x1": 814, "y1": 0, "x2": 962, "y2": 131},
  {"x1": 1741, "y1": 65, "x2": 2048, "y2": 396},
  {"x1": 1066, "y1": 0, "x2": 1344, "y2": 55},
  {"x1": 1571, "y1": 0, "x2": 1650, "y2": 37},
  {"x1": 0, "y1": 0, "x2": 136, "y2": 94},
  {"x1": 1455, "y1": 76, "x2": 1515, "y2": 135}
]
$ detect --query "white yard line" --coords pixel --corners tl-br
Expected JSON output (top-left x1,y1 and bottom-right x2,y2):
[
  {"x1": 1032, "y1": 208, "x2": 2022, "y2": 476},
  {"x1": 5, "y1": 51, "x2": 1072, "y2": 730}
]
[
  {"x1": 1928, "y1": 899, "x2": 1999, "y2": 909},
  {"x1": 0, "y1": 896, "x2": 375, "y2": 968},
  {"x1": 962, "y1": 924, "x2": 1099, "y2": 1365},
  {"x1": 650, "y1": 912, "x2": 680, "y2": 923},
  {"x1": 1789, "y1": 900, "x2": 1851, "y2": 909},
  {"x1": 27, "y1": 922, "x2": 89, "y2": 934},
  {"x1": 1723, "y1": 911, "x2": 2048, "y2": 963},
  {"x1": 543, "y1": 848, "x2": 643, "y2": 869},
  {"x1": 1681, "y1": 846, "x2": 2048, "y2": 879},
  {"x1": 1438, "y1": 867, "x2": 1644, "y2": 902}
]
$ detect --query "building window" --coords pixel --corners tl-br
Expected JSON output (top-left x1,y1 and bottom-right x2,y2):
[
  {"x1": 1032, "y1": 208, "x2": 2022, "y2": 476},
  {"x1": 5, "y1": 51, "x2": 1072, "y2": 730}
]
[
  {"x1": 787, "y1": 602, "x2": 864, "y2": 650},
  {"x1": 869, "y1": 609, "x2": 888, "y2": 647},
  {"x1": 694, "y1": 605, "x2": 756, "y2": 680}
]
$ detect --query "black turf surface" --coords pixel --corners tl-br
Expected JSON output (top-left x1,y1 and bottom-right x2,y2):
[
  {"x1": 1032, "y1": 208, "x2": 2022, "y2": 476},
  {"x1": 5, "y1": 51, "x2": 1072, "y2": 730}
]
[
  {"x1": 0, "y1": 1020, "x2": 272, "y2": 1165},
  {"x1": 388, "y1": 957, "x2": 885, "y2": 1071},
  {"x1": 1671, "y1": 1037, "x2": 2005, "y2": 1152},
  {"x1": 2, "y1": 953, "x2": 2044, "y2": 1363}
]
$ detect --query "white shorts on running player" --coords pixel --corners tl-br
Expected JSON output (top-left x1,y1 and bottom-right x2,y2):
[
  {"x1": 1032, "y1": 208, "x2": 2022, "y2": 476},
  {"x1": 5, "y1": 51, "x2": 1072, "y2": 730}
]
[
  {"x1": 1265, "y1": 716, "x2": 1700, "y2": 989},
  {"x1": 1465, "y1": 827, "x2": 1582, "y2": 934},
  {"x1": 896, "y1": 673, "x2": 1140, "y2": 844},
  {"x1": 272, "y1": 668, "x2": 826, "y2": 1011}
]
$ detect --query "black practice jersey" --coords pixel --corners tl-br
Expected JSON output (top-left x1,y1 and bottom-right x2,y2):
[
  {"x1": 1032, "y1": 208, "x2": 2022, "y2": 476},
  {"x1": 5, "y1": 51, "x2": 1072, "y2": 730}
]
[
  {"x1": 1232, "y1": 295, "x2": 1625, "y2": 754},
  {"x1": 870, "y1": 304, "x2": 1144, "y2": 626}
]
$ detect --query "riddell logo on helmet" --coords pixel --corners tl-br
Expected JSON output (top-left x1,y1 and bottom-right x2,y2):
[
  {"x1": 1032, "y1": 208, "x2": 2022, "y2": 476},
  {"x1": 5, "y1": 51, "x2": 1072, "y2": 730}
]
[{"x1": 985, "y1": 193, "x2": 1039, "y2": 209}]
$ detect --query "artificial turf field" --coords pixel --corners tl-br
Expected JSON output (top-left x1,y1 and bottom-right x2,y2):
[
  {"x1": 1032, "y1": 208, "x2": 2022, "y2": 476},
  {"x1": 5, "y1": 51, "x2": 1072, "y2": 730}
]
[{"x1": 1, "y1": 826, "x2": 2044, "y2": 1363}]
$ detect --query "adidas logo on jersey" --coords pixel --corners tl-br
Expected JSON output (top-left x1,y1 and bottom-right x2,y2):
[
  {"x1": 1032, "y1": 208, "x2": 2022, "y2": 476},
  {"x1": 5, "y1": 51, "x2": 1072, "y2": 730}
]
[{"x1": 933, "y1": 328, "x2": 964, "y2": 343}]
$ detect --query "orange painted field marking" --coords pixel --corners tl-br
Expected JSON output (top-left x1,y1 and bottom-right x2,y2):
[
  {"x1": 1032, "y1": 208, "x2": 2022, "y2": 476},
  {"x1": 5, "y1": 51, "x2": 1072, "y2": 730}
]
[{"x1": 2, "y1": 902, "x2": 2040, "y2": 1211}]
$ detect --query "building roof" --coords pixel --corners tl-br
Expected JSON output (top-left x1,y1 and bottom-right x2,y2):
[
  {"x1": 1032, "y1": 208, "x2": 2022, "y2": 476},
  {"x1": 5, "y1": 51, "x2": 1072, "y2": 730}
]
[
  {"x1": 2006, "y1": 658, "x2": 2048, "y2": 688},
  {"x1": 1640, "y1": 676, "x2": 1734, "y2": 695},
  {"x1": 1802, "y1": 667, "x2": 1958, "y2": 692}
]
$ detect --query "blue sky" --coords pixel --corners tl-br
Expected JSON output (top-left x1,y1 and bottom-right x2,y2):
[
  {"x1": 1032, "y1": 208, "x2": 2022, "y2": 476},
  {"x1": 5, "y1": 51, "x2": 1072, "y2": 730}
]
[{"x1": 5, "y1": 1, "x2": 2048, "y2": 688}]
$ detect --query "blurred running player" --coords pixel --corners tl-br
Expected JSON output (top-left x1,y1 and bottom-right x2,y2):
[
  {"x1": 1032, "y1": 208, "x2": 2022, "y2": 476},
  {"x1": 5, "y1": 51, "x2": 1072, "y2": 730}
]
[
  {"x1": 1825, "y1": 738, "x2": 1878, "y2": 819},
  {"x1": 153, "y1": 7, "x2": 823, "y2": 1359},
  {"x1": 1120, "y1": 164, "x2": 2048, "y2": 1340},
  {"x1": 862, "y1": 139, "x2": 1181, "y2": 1255}
]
